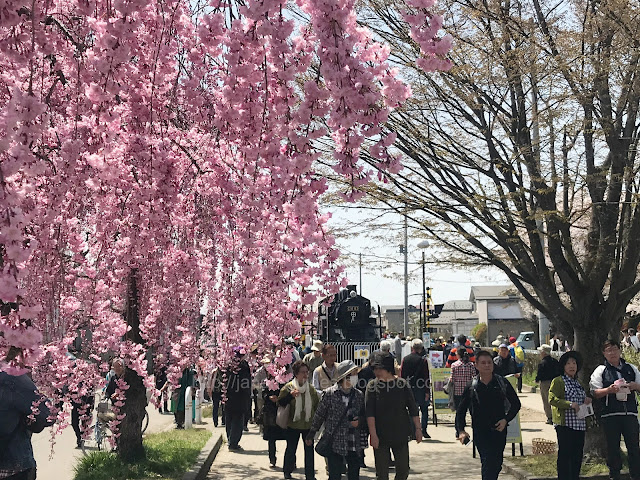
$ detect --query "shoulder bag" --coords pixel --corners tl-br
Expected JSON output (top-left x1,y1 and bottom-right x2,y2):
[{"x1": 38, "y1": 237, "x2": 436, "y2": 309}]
[{"x1": 315, "y1": 393, "x2": 354, "y2": 457}]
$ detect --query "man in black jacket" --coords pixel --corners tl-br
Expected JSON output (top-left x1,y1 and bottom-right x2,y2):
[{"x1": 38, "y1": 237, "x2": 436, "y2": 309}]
[
  {"x1": 535, "y1": 344, "x2": 560, "y2": 424},
  {"x1": 0, "y1": 347, "x2": 54, "y2": 479},
  {"x1": 224, "y1": 347, "x2": 252, "y2": 451},
  {"x1": 590, "y1": 340, "x2": 640, "y2": 480},
  {"x1": 400, "y1": 339, "x2": 431, "y2": 438},
  {"x1": 493, "y1": 344, "x2": 518, "y2": 377},
  {"x1": 456, "y1": 350, "x2": 521, "y2": 480}
]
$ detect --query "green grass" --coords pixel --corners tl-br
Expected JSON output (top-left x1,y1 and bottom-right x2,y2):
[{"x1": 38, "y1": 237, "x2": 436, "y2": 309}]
[
  {"x1": 510, "y1": 453, "x2": 614, "y2": 477},
  {"x1": 74, "y1": 428, "x2": 212, "y2": 480},
  {"x1": 521, "y1": 371, "x2": 537, "y2": 387},
  {"x1": 202, "y1": 404, "x2": 212, "y2": 418}
]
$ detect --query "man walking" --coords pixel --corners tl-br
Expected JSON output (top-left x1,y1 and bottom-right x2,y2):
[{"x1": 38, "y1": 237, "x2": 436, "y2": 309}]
[
  {"x1": 590, "y1": 339, "x2": 640, "y2": 480},
  {"x1": 303, "y1": 340, "x2": 324, "y2": 373},
  {"x1": 400, "y1": 339, "x2": 431, "y2": 439},
  {"x1": 456, "y1": 350, "x2": 521, "y2": 480},
  {"x1": 224, "y1": 346, "x2": 252, "y2": 450},
  {"x1": 535, "y1": 344, "x2": 559, "y2": 424},
  {"x1": 0, "y1": 347, "x2": 54, "y2": 480},
  {"x1": 493, "y1": 344, "x2": 518, "y2": 378},
  {"x1": 312, "y1": 344, "x2": 338, "y2": 393}
]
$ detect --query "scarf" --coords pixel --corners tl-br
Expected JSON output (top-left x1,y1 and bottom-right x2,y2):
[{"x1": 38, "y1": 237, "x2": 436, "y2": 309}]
[{"x1": 292, "y1": 377, "x2": 312, "y2": 423}]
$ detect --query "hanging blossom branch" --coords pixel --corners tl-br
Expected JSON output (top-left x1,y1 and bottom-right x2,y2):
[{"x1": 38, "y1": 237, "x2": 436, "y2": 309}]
[{"x1": 0, "y1": 0, "x2": 451, "y2": 440}]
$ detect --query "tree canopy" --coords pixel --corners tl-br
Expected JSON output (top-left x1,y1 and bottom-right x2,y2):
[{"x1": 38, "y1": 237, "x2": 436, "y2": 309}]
[{"x1": 357, "y1": 0, "x2": 640, "y2": 357}]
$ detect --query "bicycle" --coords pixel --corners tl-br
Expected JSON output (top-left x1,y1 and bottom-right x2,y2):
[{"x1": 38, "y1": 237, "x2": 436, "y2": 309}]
[
  {"x1": 81, "y1": 396, "x2": 150, "y2": 454},
  {"x1": 81, "y1": 396, "x2": 113, "y2": 454}
]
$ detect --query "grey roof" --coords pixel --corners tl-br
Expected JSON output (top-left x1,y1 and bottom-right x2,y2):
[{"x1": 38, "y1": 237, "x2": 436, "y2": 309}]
[
  {"x1": 437, "y1": 311, "x2": 479, "y2": 322},
  {"x1": 469, "y1": 285, "x2": 521, "y2": 301},
  {"x1": 441, "y1": 300, "x2": 473, "y2": 311}
]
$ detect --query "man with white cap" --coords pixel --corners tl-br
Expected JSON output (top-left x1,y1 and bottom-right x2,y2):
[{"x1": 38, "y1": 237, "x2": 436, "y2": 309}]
[
  {"x1": 535, "y1": 344, "x2": 560, "y2": 424},
  {"x1": 303, "y1": 340, "x2": 324, "y2": 373}
]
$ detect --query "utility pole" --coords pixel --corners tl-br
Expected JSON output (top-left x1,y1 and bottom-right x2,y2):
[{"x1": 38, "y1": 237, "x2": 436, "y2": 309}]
[
  {"x1": 422, "y1": 251, "x2": 426, "y2": 337},
  {"x1": 403, "y1": 215, "x2": 408, "y2": 337},
  {"x1": 359, "y1": 253, "x2": 362, "y2": 297}
]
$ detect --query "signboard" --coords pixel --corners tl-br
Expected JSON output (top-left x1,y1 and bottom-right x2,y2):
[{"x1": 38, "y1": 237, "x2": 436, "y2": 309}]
[
  {"x1": 429, "y1": 350, "x2": 444, "y2": 368},
  {"x1": 354, "y1": 345, "x2": 370, "y2": 361},
  {"x1": 430, "y1": 367, "x2": 452, "y2": 411},
  {"x1": 422, "y1": 332, "x2": 431, "y2": 346},
  {"x1": 505, "y1": 376, "x2": 523, "y2": 444}
]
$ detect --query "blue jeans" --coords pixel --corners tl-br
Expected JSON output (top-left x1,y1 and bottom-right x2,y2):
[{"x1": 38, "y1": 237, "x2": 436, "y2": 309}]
[{"x1": 225, "y1": 411, "x2": 244, "y2": 448}]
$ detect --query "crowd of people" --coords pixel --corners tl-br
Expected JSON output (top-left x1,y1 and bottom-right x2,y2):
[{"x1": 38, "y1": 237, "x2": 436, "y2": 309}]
[{"x1": 6, "y1": 332, "x2": 640, "y2": 480}]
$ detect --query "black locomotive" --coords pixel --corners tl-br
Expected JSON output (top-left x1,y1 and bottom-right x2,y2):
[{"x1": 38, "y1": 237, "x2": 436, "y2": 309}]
[{"x1": 317, "y1": 285, "x2": 383, "y2": 342}]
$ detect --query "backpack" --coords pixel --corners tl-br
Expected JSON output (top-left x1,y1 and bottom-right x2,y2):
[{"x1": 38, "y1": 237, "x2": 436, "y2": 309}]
[
  {"x1": 513, "y1": 345, "x2": 525, "y2": 364},
  {"x1": 470, "y1": 375, "x2": 511, "y2": 416}
]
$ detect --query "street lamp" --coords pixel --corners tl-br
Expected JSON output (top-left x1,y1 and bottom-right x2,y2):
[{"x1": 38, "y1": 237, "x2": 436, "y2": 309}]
[{"x1": 417, "y1": 240, "x2": 430, "y2": 339}]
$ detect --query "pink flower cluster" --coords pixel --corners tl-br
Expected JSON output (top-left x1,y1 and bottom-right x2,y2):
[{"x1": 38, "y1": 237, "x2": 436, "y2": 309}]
[{"x1": 0, "y1": 0, "x2": 450, "y2": 438}]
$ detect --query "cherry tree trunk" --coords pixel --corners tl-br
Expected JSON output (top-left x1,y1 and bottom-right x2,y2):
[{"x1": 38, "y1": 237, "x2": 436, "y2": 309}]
[
  {"x1": 118, "y1": 368, "x2": 147, "y2": 462},
  {"x1": 117, "y1": 270, "x2": 146, "y2": 462}
]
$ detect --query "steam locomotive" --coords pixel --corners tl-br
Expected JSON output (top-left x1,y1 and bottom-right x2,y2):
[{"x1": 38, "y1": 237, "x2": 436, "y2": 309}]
[{"x1": 317, "y1": 285, "x2": 383, "y2": 343}]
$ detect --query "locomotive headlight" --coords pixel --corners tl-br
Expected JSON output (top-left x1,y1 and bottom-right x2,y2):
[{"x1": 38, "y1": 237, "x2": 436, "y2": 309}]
[{"x1": 349, "y1": 291, "x2": 357, "y2": 298}]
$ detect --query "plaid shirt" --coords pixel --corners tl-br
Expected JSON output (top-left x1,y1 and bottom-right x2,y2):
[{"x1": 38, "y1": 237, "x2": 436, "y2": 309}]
[
  {"x1": 562, "y1": 375, "x2": 587, "y2": 431},
  {"x1": 309, "y1": 384, "x2": 368, "y2": 455},
  {"x1": 451, "y1": 360, "x2": 476, "y2": 395}
]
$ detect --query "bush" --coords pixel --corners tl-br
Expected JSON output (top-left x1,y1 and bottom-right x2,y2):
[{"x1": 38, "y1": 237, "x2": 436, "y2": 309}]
[
  {"x1": 74, "y1": 428, "x2": 211, "y2": 480},
  {"x1": 471, "y1": 323, "x2": 488, "y2": 344}
]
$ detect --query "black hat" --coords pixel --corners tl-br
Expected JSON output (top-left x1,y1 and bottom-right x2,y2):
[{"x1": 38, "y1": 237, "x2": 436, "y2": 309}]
[
  {"x1": 559, "y1": 350, "x2": 583, "y2": 373},
  {"x1": 370, "y1": 351, "x2": 394, "y2": 374}
]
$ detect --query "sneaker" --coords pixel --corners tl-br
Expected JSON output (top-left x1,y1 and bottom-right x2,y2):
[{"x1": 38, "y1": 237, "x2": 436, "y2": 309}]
[
  {"x1": 228, "y1": 445, "x2": 244, "y2": 451},
  {"x1": 423, "y1": 431, "x2": 431, "y2": 439},
  {"x1": 284, "y1": 473, "x2": 293, "y2": 479}
]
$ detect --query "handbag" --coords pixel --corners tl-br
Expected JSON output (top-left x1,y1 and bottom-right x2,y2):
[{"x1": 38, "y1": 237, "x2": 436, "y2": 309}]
[
  {"x1": 276, "y1": 404, "x2": 290, "y2": 429},
  {"x1": 315, "y1": 393, "x2": 354, "y2": 458}
]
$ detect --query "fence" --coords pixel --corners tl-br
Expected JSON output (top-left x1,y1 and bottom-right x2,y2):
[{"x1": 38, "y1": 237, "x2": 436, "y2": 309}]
[{"x1": 333, "y1": 342, "x2": 380, "y2": 366}]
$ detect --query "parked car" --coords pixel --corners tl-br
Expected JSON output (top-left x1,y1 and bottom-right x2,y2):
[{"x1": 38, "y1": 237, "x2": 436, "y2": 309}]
[{"x1": 516, "y1": 331, "x2": 536, "y2": 350}]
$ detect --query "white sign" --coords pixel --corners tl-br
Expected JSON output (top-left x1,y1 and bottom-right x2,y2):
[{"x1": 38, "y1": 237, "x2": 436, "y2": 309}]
[
  {"x1": 422, "y1": 332, "x2": 431, "y2": 346},
  {"x1": 429, "y1": 350, "x2": 444, "y2": 368},
  {"x1": 354, "y1": 345, "x2": 370, "y2": 360}
]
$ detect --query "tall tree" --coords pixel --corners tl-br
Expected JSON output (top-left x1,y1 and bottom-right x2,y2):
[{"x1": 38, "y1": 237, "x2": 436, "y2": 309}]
[
  {"x1": 0, "y1": 0, "x2": 450, "y2": 452},
  {"x1": 357, "y1": 0, "x2": 640, "y2": 372}
]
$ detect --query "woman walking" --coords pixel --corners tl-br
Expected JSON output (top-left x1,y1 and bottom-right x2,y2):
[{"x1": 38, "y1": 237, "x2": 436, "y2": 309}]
[
  {"x1": 306, "y1": 360, "x2": 367, "y2": 480},
  {"x1": 366, "y1": 351, "x2": 422, "y2": 480},
  {"x1": 278, "y1": 360, "x2": 319, "y2": 480},
  {"x1": 261, "y1": 366, "x2": 287, "y2": 468},
  {"x1": 449, "y1": 347, "x2": 476, "y2": 438},
  {"x1": 549, "y1": 351, "x2": 592, "y2": 480}
]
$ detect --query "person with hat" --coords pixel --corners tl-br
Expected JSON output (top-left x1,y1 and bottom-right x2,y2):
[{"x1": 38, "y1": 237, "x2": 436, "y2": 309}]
[
  {"x1": 590, "y1": 339, "x2": 640, "y2": 480},
  {"x1": 549, "y1": 351, "x2": 592, "y2": 480},
  {"x1": 278, "y1": 360, "x2": 320, "y2": 480},
  {"x1": 303, "y1": 340, "x2": 324, "y2": 373},
  {"x1": 305, "y1": 360, "x2": 367, "y2": 480},
  {"x1": 366, "y1": 351, "x2": 421, "y2": 480},
  {"x1": 535, "y1": 344, "x2": 560, "y2": 424},
  {"x1": 508, "y1": 337, "x2": 525, "y2": 393},
  {"x1": 493, "y1": 344, "x2": 518, "y2": 378}
]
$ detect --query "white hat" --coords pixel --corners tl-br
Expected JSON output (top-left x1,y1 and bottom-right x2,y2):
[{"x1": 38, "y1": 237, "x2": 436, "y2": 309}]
[
  {"x1": 311, "y1": 340, "x2": 323, "y2": 352},
  {"x1": 537, "y1": 344, "x2": 551, "y2": 354}
]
